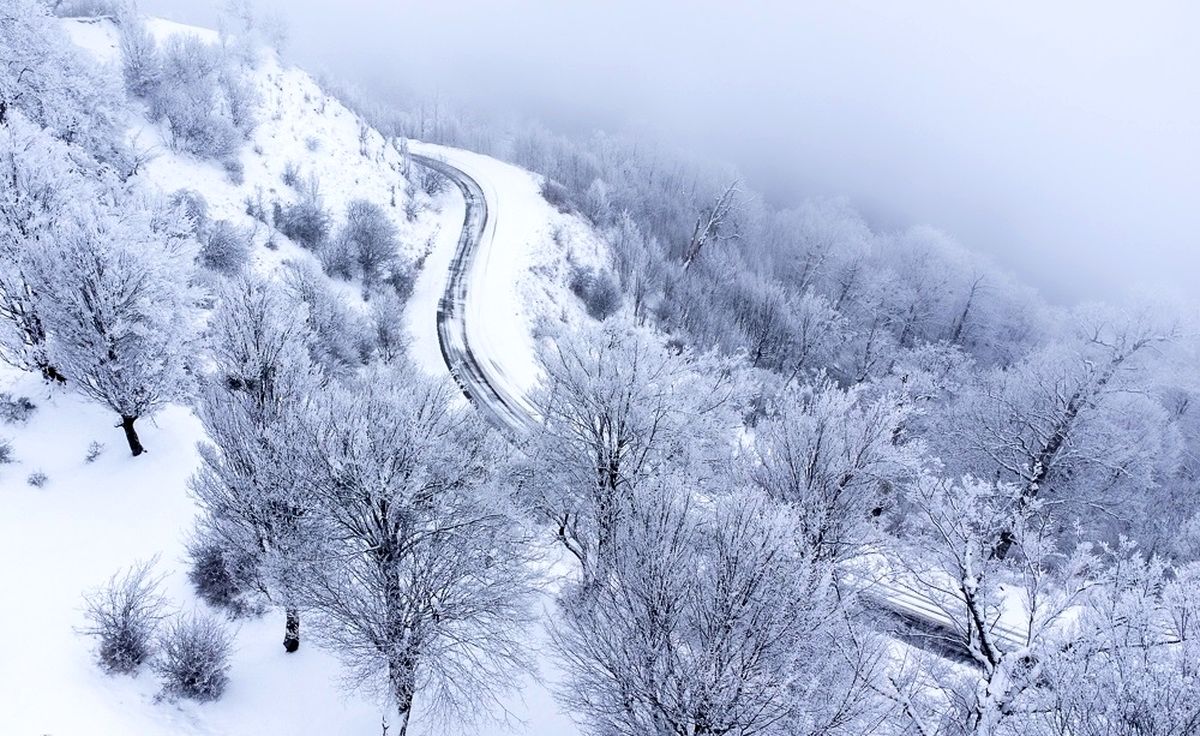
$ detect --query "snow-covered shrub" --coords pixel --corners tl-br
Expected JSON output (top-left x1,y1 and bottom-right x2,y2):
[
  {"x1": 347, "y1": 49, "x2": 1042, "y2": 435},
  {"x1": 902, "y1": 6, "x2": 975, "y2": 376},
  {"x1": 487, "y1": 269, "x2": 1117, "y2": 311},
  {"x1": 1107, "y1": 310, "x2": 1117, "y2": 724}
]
[
  {"x1": 277, "y1": 199, "x2": 330, "y2": 250},
  {"x1": 281, "y1": 160, "x2": 301, "y2": 188},
  {"x1": 317, "y1": 236, "x2": 356, "y2": 280},
  {"x1": 222, "y1": 156, "x2": 244, "y2": 185},
  {"x1": 186, "y1": 537, "x2": 259, "y2": 618},
  {"x1": 0, "y1": 438, "x2": 12, "y2": 464},
  {"x1": 85, "y1": 440, "x2": 105, "y2": 463},
  {"x1": 337, "y1": 199, "x2": 399, "y2": 293},
  {"x1": 81, "y1": 559, "x2": 168, "y2": 674},
  {"x1": 117, "y1": 11, "x2": 160, "y2": 98},
  {"x1": 569, "y1": 267, "x2": 622, "y2": 320},
  {"x1": 217, "y1": 66, "x2": 258, "y2": 136},
  {"x1": 150, "y1": 35, "x2": 241, "y2": 159},
  {"x1": 283, "y1": 262, "x2": 370, "y2": 374},
  {"x1": 154, "y1": 612, "x2": 234, "y2": 702},
  {"x1": 419, "y1": 166, "x2": 446, "y2": 196},
  {"x1": 368, "y1": 288, "x2": 409, "y2": 364},
  {"x1": 171, "y1": 189, "x2": 210, "y2": 235},
  {"x1": 0, "y1": 393, "x2": 37, "y2": 423},
  {"x1": 26, "y1": 470, "x2": 47, "y2": 487},
  {"x1": 540, "y1": 177, "x2": 577, "y2": 214},
  {"x1": 200, "y1": 220, "x2": 252, "y2": 275}
]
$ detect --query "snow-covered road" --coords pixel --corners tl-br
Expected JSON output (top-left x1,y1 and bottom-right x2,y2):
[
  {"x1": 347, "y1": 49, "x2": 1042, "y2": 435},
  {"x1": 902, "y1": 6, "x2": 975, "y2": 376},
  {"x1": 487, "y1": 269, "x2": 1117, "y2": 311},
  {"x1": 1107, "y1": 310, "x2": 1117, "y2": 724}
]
[{"x1": 409, "y1": 150, "x2": 537, "y2": 434}]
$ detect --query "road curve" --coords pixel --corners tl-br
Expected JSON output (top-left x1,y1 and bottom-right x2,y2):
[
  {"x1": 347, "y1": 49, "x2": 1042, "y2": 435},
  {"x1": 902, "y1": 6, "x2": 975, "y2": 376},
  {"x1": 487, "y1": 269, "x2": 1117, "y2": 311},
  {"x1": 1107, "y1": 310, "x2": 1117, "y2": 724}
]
[{"x1": 411, "y1": 153, "x2": 535, "y2": 436}]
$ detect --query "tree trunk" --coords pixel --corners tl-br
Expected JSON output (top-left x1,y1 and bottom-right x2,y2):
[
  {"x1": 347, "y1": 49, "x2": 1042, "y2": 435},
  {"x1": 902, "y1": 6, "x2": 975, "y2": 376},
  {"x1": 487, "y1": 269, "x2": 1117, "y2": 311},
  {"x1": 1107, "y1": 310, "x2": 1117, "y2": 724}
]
[
  {"x1": 120, "y1": 415, "x2": 145, "y2": 457},
  {"x1": 283, "y1": 608, "x2": 300, "y2": 653},
  {"x1": 389, "y1": 657, "x2": 416, "y2": 736}
]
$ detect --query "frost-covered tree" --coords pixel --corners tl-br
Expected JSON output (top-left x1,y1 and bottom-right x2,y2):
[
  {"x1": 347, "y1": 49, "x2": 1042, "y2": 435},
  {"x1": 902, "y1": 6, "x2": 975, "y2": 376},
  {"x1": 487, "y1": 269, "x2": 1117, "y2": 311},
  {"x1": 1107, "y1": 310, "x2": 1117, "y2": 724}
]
[
  {"x1": 300, "y1": 369, "x2": 534, "y2": 735},
  {"x1": 336, "y1": 199, "x2": 399, "y2": 296},
  {"x1": 526, "y1": 319, "x2": 748, "y2": 580},
  {"x1": 886, "y1": 475, "x2": 1096, "y2": 736},
  {"x1": 553, "y1": 485, "x2": 885, "y2": 736},
  {"x1": 117, "y1": 10, "x2": 160, "y2": 98},
  {"x1": 1033, "y1": 546, "x2": 1200, "y2": 735},
  {"x1": 1, "y1": 0, "x2": 128, "y2": 165},
  {"x1": 942, "y1": 303, "x2": 1181, "y2": 555},
  {"x1": 748, "y1": 379, "x2": 915, "y2": 563},
  {"x1": 32, "y1": 193, "x2": 197, "y2": 455},
  {"x1": 191, "y1": 275, "x2": 323, "y2": 651},
  {"x1": 0, "y1": 110, "x2": 85, "y2": 379}
]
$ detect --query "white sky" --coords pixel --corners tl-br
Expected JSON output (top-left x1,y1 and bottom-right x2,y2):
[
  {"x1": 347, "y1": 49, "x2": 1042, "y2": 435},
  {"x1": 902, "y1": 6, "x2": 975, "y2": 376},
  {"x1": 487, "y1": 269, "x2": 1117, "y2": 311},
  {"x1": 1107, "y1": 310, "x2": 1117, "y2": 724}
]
[{"x1": 141, "y1": 0, "x2": 1200, "y2": 302}]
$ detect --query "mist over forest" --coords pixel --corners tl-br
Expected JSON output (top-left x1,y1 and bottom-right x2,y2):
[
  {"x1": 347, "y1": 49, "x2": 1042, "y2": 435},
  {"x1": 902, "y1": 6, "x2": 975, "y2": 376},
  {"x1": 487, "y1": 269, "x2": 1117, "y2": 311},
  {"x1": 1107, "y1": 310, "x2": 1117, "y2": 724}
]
[{"x1": 141, "y1": 0, "x2": 1200, "y2": 302}]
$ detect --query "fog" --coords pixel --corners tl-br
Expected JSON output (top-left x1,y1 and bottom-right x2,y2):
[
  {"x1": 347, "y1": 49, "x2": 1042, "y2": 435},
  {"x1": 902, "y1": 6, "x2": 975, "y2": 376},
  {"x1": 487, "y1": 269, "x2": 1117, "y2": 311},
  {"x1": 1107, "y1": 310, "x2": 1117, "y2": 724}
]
[{"x1": 140, "y1": 0, "x2": 1199, "y2": 302}]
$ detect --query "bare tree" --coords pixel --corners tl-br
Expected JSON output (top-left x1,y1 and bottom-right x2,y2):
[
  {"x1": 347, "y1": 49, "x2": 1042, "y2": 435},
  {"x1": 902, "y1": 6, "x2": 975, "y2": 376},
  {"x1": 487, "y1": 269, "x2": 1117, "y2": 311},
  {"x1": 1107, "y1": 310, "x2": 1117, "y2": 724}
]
[
  {"x1": 552, "y1": 484, "x2": 886, "y2": 736},
  {"x1": 525, "y1": 319, "x2": 748, "y2": 580},
  {"x1": 681, "y1": 179, "x2": 740, "y2": 271},
  {"x1": 748, "y1": 379, "x2": 916, "y2": 563},
  {"x1": 300, "y1": 369, "x2": 535, "y2": 735},
  {"x1": 33, "y1": 194, "x2": 198, "y2": 455}
]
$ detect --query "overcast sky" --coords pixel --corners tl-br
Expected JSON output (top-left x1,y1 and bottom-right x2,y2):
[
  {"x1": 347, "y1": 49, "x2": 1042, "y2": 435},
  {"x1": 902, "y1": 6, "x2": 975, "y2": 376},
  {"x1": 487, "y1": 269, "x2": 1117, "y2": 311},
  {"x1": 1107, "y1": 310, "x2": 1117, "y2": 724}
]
[{"x1": 141, "y1": 0, "x2": 1199, "y2": 302}]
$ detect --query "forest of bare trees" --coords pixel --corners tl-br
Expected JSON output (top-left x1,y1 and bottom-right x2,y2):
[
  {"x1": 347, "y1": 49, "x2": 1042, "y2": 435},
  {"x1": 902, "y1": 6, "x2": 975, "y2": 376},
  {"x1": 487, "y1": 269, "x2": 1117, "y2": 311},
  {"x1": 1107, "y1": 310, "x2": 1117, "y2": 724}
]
[{"x1": 3, "y1": 1, "x2": 1200, "y2": 734}]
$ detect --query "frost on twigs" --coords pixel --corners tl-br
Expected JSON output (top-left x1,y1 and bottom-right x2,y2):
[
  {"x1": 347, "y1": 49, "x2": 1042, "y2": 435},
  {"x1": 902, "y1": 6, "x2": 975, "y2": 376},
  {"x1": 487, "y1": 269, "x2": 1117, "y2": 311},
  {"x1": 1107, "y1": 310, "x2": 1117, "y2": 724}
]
[
  {"x1": 80, "y1": 558, "x2": 169, "y2": 675},
  {"x1": 154, "y1": 611, "x2": 235, "y2": 702}
]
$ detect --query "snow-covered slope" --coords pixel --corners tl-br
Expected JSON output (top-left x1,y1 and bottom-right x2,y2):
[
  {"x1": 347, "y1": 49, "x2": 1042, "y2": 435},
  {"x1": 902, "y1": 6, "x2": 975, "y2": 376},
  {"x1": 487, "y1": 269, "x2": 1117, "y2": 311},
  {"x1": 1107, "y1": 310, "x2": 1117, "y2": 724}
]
[
  {"x1": 1, "y1": 15, "x2": 612, "y2": 736},
  {"x1": 63, "y1": 16, "x2": 444, "y2": 299}
]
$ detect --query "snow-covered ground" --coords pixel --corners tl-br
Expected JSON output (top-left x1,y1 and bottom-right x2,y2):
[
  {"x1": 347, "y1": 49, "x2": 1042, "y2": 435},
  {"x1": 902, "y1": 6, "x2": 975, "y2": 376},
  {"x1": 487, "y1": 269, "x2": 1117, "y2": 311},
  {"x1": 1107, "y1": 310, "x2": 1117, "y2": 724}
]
[{"x1": 0, "y1": 15, "x2": 612, "y2": 736}]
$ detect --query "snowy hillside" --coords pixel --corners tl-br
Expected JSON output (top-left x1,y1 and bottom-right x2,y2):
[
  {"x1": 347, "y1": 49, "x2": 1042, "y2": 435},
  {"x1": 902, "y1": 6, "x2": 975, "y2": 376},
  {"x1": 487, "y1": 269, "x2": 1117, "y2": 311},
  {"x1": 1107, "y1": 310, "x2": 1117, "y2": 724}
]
[{"x1": 0, "y1": 13, "x2": 610, "y2": 736}]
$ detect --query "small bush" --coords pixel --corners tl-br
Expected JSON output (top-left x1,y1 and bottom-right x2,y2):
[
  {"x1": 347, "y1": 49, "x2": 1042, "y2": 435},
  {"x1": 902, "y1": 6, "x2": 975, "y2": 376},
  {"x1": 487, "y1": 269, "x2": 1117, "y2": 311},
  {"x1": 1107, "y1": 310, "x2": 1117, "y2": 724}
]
[
  {"x1": 201, "y1": 221, "x2": 252, "y2": 275},
  {"x1": 541, "y1": 177, "x2": 577, "y2": 213},
  {"x1": 304, "y1": 136, "x2": 320, "y2": 152},
  {"x1": 85, "y1": 441, "x2": 105, "y2": 463},
  {"x1": 222, "y1": 157, "x2": 245, "y2": 185},
  {"x1": 318, "y1": 237, "x2": 356, "y2": 280},
  {"x1": 419, "y1": 167, "x2": 447, "y2": 197},
  {"x1": 281, "y1": 160, "x2": 301, "y2": 188},
  {"x1": 81, "y1": 559, "x2": 169, "y2": 675},
  {"x1": 0, "y1": 438, "x2": 12, "y2": 465},
  {"x1": 171, "y1": 189, "x2": 210, "y2": 236},
  {"x1": 151, "y1": 36, "x2": 241, "y2": 159},
  {"x1": 277, "y1": 199, "x2": 330, "y2": 250},
  {"x1": 155, "y1": 612, "x2": 234, "y2": 702},
  {"x1": 187, "y1": 537, "x2": 259, "y2": 618},
  {"x1": 26, "y1": 470, "x2": 48, "y2": 488},
  {"x1": 0, "y1": 393, "x2": 37, "y2": 423},
  {"x1": 570, "y1": 267, "x2": 622, "y2": 320}
]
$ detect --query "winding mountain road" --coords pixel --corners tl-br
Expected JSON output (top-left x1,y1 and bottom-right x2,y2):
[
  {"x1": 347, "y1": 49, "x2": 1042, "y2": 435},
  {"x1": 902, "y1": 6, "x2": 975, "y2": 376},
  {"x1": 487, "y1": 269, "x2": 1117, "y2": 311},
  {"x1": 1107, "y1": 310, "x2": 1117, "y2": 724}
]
[{"x1": 411, "y1": 153, "x2": 536, "y2": 435}]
